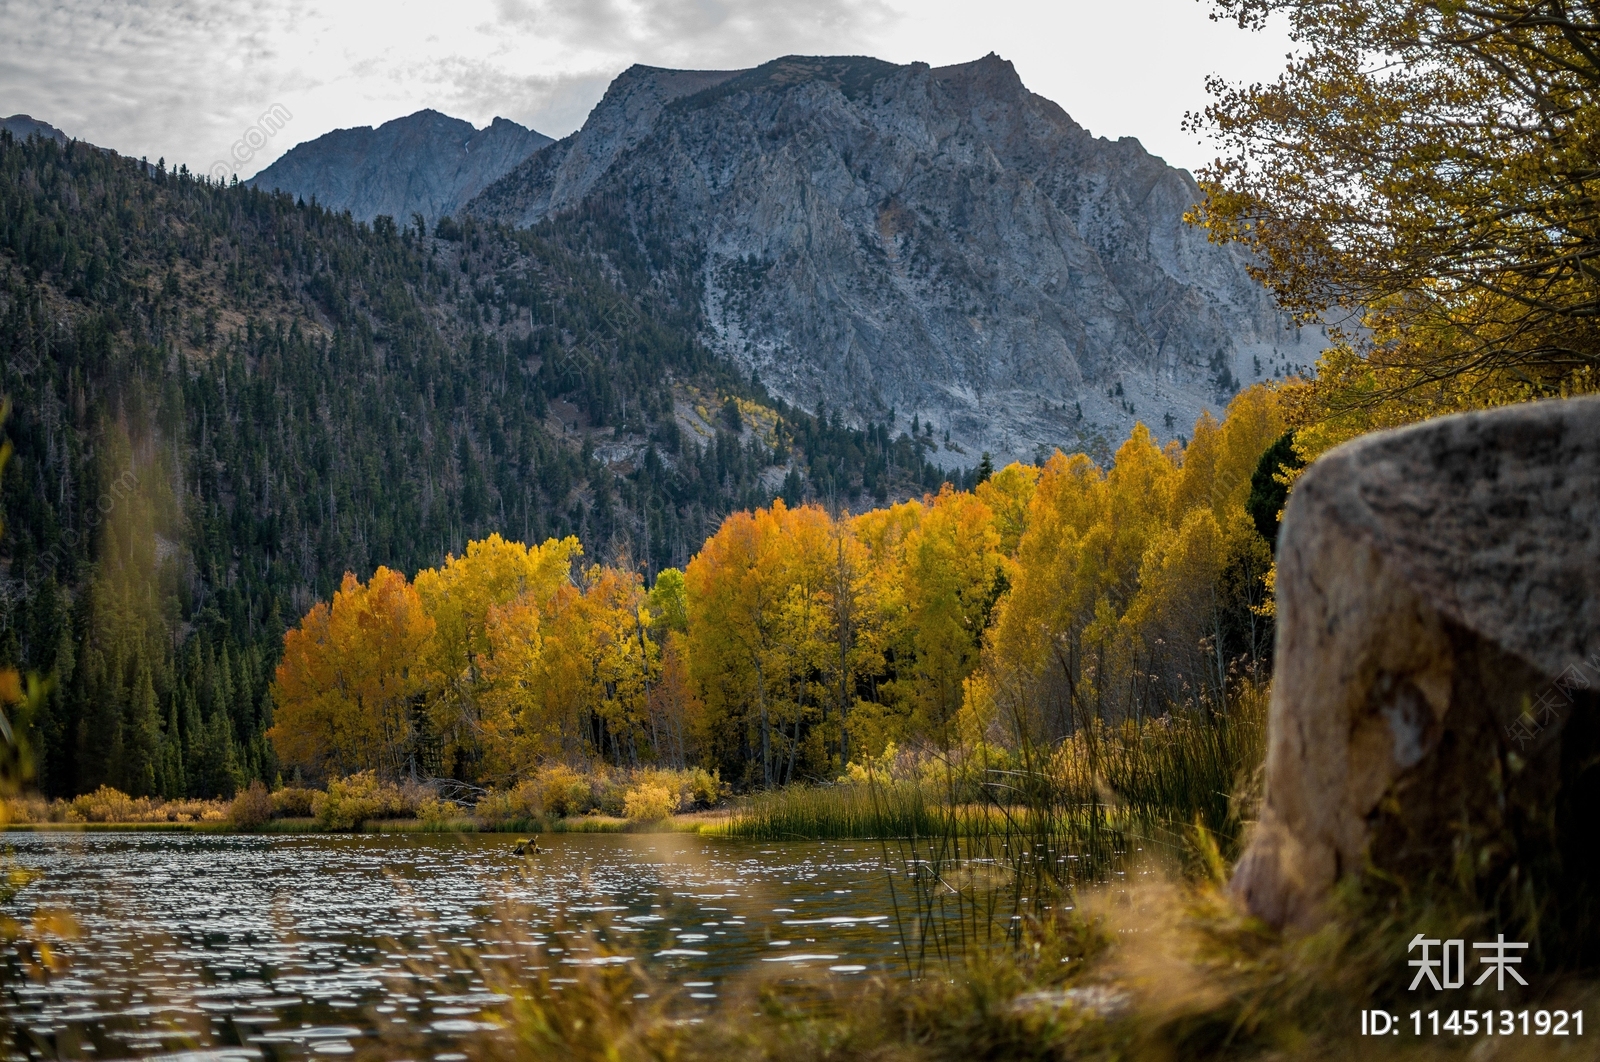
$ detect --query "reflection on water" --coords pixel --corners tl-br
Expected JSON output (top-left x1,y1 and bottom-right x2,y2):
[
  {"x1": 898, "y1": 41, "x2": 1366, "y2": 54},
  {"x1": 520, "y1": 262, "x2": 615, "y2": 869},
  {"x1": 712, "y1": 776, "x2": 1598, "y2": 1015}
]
[{"x1": 1, "y1": 832, "x2": 922, "y2": 1059}]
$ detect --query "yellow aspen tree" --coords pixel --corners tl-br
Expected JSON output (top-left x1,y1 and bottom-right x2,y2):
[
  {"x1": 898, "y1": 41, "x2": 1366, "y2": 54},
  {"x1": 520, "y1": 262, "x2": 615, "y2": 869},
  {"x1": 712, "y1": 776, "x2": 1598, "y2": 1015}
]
[
  {"x1": 685, "y1": 503, "x2": 795, "y2": 787},
  {"x1": 269, "y1": 568, "x2": 434, "y2": 781},
  {"x1": 898, "y1": 486, "x2": 1003, "y2": 747},
  {"x1": 414, "y1": 534, "x2": 581, "y2": 773},
  {"x1": 974, "y1": 461, "x2": 1040, "y2": 557}
]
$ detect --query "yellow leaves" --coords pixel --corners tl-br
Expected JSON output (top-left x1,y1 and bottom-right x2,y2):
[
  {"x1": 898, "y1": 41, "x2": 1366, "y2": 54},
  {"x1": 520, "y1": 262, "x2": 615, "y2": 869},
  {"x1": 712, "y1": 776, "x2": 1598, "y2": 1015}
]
[
  {"x1": 1213, "y1": 386, "x2": 1288, "y2": 531},
  {"x1": 265, "y1": 397, "x2": 1289, "y2": 788},
  {"x1": 898, "y1": 485, "x2": 1003, "y2": 739},
  {"x1": 682, "y1": 486, "x2": 1017, "y2": 779},
  {"x1": 268, "y1": 567, "x2": 434, "y2": 780},
  {"x1": 975, "y1": 461, "x2": 1039, "y2": 556},
  {"x1": 979, "y1": 394, "x2": 1283, "y2": 739},
  {"x1": 622, "y1": 781, "x2": 678, "y2": 821},
  {"x1": 477, "y1": 595, "x2": 552, "y2": 774},
  {"x1": 646, "y1": 569, "x2": 688, "y2": 634},
  {"x1": 0, "y1": 905, "x2": 79, "y2": 984},
  {"x1": 1195, "y1": 4, "x2": 1600, "y2": 412},
  {"x1": 478, "y1": 562, "x2": 660, "y2": 773},
  {"x1": 415, "y1": 532, "x2": 580, "y2": 684},
  {"x1": 272, "y1": 536, "x2": 673, "y2": 782},
  {"x1": 685, "y1": 500, "x2": 831, "y2": 782}
]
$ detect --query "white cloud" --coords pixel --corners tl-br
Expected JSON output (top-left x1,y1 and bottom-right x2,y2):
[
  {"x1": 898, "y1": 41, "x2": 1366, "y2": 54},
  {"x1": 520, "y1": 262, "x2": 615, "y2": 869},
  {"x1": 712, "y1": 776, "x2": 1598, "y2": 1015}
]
[{"x1": 0, "y1": 0, "x2": 1292, "y2": 177}]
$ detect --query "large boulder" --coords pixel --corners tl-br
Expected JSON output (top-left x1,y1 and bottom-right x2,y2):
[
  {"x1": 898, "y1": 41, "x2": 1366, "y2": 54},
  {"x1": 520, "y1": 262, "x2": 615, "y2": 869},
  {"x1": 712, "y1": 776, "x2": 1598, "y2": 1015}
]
[{"x1": 1232, "y1": 396, "x2": 1600, "y2": 947}]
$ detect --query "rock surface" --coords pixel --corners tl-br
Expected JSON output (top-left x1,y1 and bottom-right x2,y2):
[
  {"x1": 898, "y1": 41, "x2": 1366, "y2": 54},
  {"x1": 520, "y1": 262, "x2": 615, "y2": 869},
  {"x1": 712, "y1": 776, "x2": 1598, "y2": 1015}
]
[
  {"x1": 2, "y1": 114, "x2": 68, "y2": 144},
  {"x1": 469, "y1": 54, "x2": 1325, "y2": 464},
  {"x1": 1232, "y1": 396, "x2": 1600, "y2": 939},
  {"x1": 249, "y1": 110, "x2": 551, "y2": 225}
]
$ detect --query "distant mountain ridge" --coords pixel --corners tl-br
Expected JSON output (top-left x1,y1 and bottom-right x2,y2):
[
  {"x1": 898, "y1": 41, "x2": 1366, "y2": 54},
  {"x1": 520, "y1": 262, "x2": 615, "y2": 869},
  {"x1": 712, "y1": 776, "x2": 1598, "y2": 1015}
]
[
  {"x1": 238, "y1": 55, "x2": 1323, "y2": 464},
  {"x1": 2, "y1": 114, "x2": 69, "y2": 144},
  {"x1": 249, "y1": 110, "x2": 552, "y2": 224},
  {"x1": 465, "y1": 54, "x2": 1322, "y2": 464}
]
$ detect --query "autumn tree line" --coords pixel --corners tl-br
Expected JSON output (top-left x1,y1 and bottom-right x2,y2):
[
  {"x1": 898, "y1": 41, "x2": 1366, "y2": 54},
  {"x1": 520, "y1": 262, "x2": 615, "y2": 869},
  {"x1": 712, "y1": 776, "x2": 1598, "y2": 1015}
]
[
  {"x1": 0, "y1": 129, "x2": 957, "y2": 800},
  {"x1": 268, "y1": 388, "x2": 1285, "y2": 789}
]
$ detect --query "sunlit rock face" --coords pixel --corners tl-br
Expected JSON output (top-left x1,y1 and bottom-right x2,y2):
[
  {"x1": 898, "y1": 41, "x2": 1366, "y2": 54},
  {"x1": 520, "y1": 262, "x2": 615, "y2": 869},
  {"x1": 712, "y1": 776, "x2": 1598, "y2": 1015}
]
[
  {"x1": 1233, "y1": 396, "x2": 1600, "y2": 959},
  {"x1": 470, "y1": 54, "x2": 1324, "y2": 465},
  {"x1": 251, "y1": 110, "x2": 552, "y2": 226}
]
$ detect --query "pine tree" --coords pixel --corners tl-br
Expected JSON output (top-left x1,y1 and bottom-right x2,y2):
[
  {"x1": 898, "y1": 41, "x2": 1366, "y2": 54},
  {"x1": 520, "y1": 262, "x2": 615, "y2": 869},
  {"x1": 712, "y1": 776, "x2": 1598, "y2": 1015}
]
[
  {"x1": 161, "y1": 696, "x2": 186, "y2": 798},
  {"x1": 181, "y1": 683, "x2": 204, "y2": 797},
  {"x1": 125, "y1": 659, "x2": 160, "y2": 797}
]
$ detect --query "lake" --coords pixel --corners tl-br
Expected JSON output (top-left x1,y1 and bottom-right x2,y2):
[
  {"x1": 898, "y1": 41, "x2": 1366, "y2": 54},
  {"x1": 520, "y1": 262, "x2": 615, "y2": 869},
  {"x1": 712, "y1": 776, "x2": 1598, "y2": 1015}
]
[{"x1": 0, "y1": 831, "x2": 947, "y2": 1060}]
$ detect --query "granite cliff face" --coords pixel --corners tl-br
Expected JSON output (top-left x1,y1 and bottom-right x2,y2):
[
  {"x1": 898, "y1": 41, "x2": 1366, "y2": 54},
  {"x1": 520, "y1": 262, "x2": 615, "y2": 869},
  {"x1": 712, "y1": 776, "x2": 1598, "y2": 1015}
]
[
  {"x1": 469, "y1": 54, "x2": 1323, "y2": 464},
  {"x1": 250, "y1": 110, "x2": 551, "y2": 225}
]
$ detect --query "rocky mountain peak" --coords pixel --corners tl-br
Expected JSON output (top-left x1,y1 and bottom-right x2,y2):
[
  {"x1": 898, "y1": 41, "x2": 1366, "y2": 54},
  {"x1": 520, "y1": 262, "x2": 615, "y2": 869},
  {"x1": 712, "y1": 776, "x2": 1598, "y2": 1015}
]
[
  {"x1": 2, "y1": 114, "x2": 69, "y2": 144},
  {"x1": 468, "y1": 53, "x2": 1324, "y2": 465},
  {"x1": 249, "y1": 109, "x2": 552, "y2": 224}
]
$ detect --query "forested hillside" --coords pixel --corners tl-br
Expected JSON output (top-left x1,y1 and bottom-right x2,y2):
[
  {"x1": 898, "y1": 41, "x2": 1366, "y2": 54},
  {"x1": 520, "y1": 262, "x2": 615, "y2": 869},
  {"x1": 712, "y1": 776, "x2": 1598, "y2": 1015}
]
[{"x1": 0, "y1": 130, "x2": 959, "y2": 798}]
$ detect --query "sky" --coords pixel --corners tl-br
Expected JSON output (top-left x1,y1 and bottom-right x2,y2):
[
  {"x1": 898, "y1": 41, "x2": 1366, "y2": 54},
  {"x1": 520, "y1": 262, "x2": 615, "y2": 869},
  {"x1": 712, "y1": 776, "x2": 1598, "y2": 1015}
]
[{"x1": 0, "y1": 0, "x2": 1296, "y2": 180}]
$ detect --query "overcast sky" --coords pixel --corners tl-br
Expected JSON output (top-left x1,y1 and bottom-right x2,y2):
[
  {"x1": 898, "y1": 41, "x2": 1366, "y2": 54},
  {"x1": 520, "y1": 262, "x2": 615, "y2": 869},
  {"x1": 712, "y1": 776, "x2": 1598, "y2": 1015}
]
[{"x1": 1, "y1": 0, "x2": 1295, "y2": 179}]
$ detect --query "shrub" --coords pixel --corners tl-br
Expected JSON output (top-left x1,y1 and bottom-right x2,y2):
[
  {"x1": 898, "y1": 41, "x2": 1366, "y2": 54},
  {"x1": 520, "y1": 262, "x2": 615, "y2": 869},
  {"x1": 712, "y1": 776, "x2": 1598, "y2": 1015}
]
[
  {"x1": 417, "y1": 796, "x2": 462, "y2": 829},
  {"x1": 475, "y1": 781, "x2": 543, "y2": 828},
  {"x1": 270, "y1": 786, "x2": 316, "y2": 818},
  {"x1": 686, "y1": 767, "x2": 723, "y2": 809},
  {"x1": 230, "y1": 781, "x2": 273, "y2": 829},
  {"x1": 71, "y1": 786, "x2": 134, "y2": 823},
  {"x1": 536, "y1": 764, "x2": 593, "y2": 817},
  {"x1": 312, "y1": 771, "x2": 410, "y2": 830},
  {"x1": 623, "y1": 782, "x2": 678, "y2": 822},
  {"x1": 596, "y1": 774, "x2": 629, "y2": 816}
]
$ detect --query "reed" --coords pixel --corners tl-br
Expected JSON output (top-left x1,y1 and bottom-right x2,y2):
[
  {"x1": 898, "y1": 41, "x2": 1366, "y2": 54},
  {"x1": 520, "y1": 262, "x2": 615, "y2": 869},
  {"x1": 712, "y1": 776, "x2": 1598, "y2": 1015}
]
[
  {"x1": 721, "y1": 683, "x2": 1266, "y2": 850},
  {"x1": 716, "y1": 683, "x2": 1270, "y2": 973},
  {"x1": 721, "y1": 780, "x2": 948, "y2": 840}
]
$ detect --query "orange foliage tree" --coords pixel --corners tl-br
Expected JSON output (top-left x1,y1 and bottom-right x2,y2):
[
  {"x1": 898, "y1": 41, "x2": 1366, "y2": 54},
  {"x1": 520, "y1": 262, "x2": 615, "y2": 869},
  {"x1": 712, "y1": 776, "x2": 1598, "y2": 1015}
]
[
  {"x1": 268, "y1": 390, "x2": 1291, "y2": 789},
  {"x1": 269, "y1": 568, "x2": 435, "y2": 781}
]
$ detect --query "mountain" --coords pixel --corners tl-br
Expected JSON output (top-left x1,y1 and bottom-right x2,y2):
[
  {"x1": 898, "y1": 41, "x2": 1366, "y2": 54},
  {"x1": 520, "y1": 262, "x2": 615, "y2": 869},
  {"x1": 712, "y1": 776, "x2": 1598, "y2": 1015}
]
[
  {"x1": 2, "y1": 114, "x2": 68, "y2": 144},
  {"x1": 0, "y1": 131, "x2": 956, "y2": 797},
  {"x1": 469, "y1": 54, "x2": 1325, "y2": 464},
  {"x1": 248, "y1": 110, "x2": 553, "y2": 224}
]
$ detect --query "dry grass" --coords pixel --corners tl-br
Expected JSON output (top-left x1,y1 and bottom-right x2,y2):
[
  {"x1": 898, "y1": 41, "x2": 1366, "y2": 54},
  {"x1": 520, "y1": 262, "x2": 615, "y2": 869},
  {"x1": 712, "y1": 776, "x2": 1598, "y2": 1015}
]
[{"x1": 443, "y1": 864, "x2": 1600, "y2": 1062}]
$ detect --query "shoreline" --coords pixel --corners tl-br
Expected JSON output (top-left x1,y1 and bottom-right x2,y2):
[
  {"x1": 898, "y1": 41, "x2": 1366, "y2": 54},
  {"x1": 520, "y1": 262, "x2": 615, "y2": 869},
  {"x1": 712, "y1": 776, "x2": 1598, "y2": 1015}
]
[{"x1": 3, "y1": 811, "x2": 733, "y2": 836}]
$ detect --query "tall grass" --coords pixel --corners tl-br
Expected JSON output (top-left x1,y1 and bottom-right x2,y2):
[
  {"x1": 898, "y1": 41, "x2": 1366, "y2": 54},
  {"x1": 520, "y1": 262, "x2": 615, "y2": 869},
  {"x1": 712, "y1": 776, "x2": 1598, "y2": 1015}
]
[
  {"x1": 723, "y1": 683, "x2": 1266, "y2": 851},
  {"x1": 722, "y1": 781, "x2": 948, "y2": 840},
  {"x1": 718, "y1": 683, "x2": 1269, "y2": 973}
]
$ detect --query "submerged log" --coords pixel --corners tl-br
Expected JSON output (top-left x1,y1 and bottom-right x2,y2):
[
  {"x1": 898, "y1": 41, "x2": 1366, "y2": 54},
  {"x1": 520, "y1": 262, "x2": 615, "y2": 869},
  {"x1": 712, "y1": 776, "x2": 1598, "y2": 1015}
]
[{"x1": 1231, "y1": 396, "x2": 1600, "y2": 951}]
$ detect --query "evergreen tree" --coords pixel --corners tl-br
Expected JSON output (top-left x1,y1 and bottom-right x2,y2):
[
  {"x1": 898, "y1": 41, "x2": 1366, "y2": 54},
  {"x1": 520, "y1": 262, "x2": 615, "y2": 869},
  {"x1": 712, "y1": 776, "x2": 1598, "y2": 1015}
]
[
  {"x1": 125, "y1": 660, "x2": 160, "y2": 796},
  {"x1": 161, "y1": 696, "x2": 186, "y2": 798},
  {"x1": 0, "y1": 129, "x2": 966, "y2": 796},
  {"x1": 181, "y1": 683, "x2": 204, "y2": 795}
]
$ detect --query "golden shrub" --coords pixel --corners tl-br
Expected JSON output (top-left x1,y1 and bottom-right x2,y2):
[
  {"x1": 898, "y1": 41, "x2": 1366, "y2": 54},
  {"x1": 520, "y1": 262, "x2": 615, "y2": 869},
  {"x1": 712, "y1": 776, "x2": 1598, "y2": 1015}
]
[
  {"x1": 536, "y1": 764, "x2": 593, "y2": 817},
  {"x1": 311, "y1": 772, "x2": 411, "y2": 830},
  {"x1": 270, "y1": 786, "x2": 316, "y2": 817},
  {"x1": 229, "y1": 781, "x2": 273, "y2": 829},
  {"x1": 623, "y1": 782, "x2": 678, "y2": 822}
]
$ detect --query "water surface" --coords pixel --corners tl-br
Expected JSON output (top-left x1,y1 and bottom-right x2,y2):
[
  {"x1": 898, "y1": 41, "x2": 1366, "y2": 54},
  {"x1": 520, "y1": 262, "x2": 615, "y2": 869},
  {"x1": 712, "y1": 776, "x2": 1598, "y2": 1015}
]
[{"x1": 1, "y1": 831, "x2": 924, "y2": 1060}]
